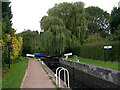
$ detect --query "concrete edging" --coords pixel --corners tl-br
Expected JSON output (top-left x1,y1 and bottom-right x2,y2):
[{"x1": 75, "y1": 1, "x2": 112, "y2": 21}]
[
  {"x1": 39, "y1": 60, "x2": 68, "y2": 88},
  {"x1": 60, "y1": 58, "x2": 120, "y2": 88}
]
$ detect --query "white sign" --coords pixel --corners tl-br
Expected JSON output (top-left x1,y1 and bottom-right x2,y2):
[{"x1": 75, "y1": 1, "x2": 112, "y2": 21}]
[
  {"x1": 104, "y1": 46, "x2": 112, "y2": 51},
  {"x1": 104, "y1": 46, "x2": 112, "y2": 49}
]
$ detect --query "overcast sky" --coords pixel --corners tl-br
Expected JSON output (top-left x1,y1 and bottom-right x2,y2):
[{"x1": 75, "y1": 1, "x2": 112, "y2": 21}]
[{"x1": 10, "y1": 0, "x2": 119, "y2": 33}]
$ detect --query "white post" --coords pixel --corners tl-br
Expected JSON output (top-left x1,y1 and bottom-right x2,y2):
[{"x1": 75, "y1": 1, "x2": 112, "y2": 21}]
[
  {"x1": 66, "y1": 69, "x2": 70, "y2": 88},
  {"x1": 64, "y1": 70, "x2": 66, "y2": 84},
  {"x1": 59, "y1": 68, "x2": 64, "y2": 87},
  {"x1": 65, "y1": 56, "x2": 68, "y2": 59},
  {"x1": 55, "y1": 67, "x2": 63, "y2": 85}
]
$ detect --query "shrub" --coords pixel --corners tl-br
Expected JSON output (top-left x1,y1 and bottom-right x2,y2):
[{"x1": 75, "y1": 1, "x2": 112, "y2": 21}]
[{"x1": 73, "y1": 41, "x2": 120, "y2": 61}]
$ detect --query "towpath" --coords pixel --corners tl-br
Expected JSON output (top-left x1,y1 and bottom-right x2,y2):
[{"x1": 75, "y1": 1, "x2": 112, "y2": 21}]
[{"x1": 20, "y1": 58, "x2": 55, "y2": 88}]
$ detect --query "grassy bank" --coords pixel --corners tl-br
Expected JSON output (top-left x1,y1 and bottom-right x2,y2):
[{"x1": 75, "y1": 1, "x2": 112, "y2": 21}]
[
  {"x1": 68, "y1": 56, "x2": 119, "y2": 70},
  {"x1": 2, "y1": 57, "x2": 29, "y2": 88}
]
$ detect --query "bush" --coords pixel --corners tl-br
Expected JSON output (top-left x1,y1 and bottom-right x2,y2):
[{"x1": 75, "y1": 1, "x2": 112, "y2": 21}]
[
  {"x1": 73, "y1": 41, "x2": 120, "y2": 61},
  {"x1": 2, "y1": 33, "x2": 23, "y2": 65}
]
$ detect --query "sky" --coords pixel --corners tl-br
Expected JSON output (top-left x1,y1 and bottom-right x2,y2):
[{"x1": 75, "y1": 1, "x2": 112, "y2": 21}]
[{"x1": 9, "y1": 0, "x2": 119, "y2": 33}]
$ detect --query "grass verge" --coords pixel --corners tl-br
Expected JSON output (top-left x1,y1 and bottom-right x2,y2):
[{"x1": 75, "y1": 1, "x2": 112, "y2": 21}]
[
  {"x1": 49, "y1": 76, "x2": 60, "y2": 90},
  {"x1": 39, "y1": 60, "x2": 48, "y2": 74},
  {"x1": 2, "y1": 57, "x2": 29, "y2": 88},
  {"x1": 68, "y1": 56, "x2": 119, "y2": 70},
  {"x1": 38, "y1": 60, "x2": 60, "y2": 89}
]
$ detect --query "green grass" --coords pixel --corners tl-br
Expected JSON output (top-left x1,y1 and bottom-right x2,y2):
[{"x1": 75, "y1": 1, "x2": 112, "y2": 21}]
[
  {"x1": 68, "y1": 56, "x2": 119, "y2": 70},
  {"x1": 39, "y1": 61, "x2": 48, "y2": 74},
  {"x1": 2, "y1": 57, "x2": 29, "y2": 88},
  {"x1": 49, "y1": 76, "x2": 60, "y2": 90},
  {"x1": 38, "y1": 60, "x2": 60, "y2": 89}
]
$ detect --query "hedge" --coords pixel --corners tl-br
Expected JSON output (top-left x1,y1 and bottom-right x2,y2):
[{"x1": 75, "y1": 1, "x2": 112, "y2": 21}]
[{"x1": 72, "y1": 41, "x2": 120, "y2": 61}]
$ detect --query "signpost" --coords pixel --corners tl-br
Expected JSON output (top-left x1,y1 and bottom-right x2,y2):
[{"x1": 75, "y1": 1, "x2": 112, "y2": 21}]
[
  {"x1": 7, "y1": 42, "x2": 12, "y2": 69},
  {"x1": 104, "y1": 46, "x2": 112, "y2": 61}
]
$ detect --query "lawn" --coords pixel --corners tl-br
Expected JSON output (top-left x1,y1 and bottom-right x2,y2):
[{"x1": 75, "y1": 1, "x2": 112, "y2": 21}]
[
  {"x1": 67, "y1": 56, "x2": 119, "y2": 70},
  {"x1": 2, "y1": 57, "x2": 29, "y2": 88}
]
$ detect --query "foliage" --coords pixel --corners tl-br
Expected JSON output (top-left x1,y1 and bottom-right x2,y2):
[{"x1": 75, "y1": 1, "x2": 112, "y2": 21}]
[
  {"x1": 2, "y1": 33, "x2": 11, "y2": 64},
  {"x1": 2, "y1": 2, "x2": 23, "y2": 66},
  {"x1": 110, "y1": 7, "x2": 120, "y2": 41},
  {"x1": 10, "y1": 35, "x2": 23, "y2": 61},
  {"x1": 84, "y1": 34, "x2": 103, "y2": 43},
  {"x1": 85, "y1": 6, "x2": 110, "y2": 37},
  {"x1": 110, "y1": 7, "x2": 120, "y2": 34},
  {"x1": 108, "y1": 24, "x2": 120, "y2": 41},
  {"x1": 40, "y1": 2, "x2": 87, "y2": 56},
  {"x1": 74, "y1": 41, "x2": 120, "y2": 62},
  {"x1": 2, "y1": 57, "x2": 28, "y2": 88},
  {"x1": 48, "y1": 2, "x2": 87, "y2": 45},
  {"x1": 19, "y1": 30, "x2": 41, "y2": 56},
  {"x1": 40, "y1": 16, "x2": 71, "y2": 56},
  {"x1": 2, "y1": 33, "x2": 23, "y2": 64},
  {"x1": 2, "y1": 2, "x2": 13, "y2": 34}
]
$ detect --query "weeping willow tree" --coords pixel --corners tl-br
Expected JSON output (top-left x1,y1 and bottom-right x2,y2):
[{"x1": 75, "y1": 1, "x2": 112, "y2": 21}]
[
  {"x1": 40, "y1": 16, "x2": 71, "y2": 56},
  {"x1": 40, "y1": 1, "x2": 87, "y2": 56},
  {"x1": 47, "y1": 2, "x2": 87, "y2": 45}
]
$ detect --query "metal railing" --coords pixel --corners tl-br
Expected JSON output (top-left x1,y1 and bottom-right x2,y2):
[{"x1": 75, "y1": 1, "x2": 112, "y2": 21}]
[{"x1": 55, "y1": 67, "x2": 70, "y2": 88}]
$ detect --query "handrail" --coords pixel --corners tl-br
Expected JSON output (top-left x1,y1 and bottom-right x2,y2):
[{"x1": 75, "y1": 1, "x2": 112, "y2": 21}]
[
  {"x1": 55, "y1": 67, "x2": 63, "y2": 85},
  {"x1": 55, "y1": 67, "x2": 70, "y2": 88}
]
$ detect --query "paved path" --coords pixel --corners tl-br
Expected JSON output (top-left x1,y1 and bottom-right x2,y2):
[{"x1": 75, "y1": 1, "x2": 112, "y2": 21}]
[{"x1": 20, "y1": 58, "x2": 55, "y2": 88}]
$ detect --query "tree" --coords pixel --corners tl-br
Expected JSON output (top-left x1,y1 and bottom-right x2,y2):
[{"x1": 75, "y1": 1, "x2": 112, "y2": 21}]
[
  {"x1": 85, "y1": 6, "x2": 110, "y2": 37},
  {"x1": 40, "y1": 16, "x2": 71, "y2": 56},
  {"x1": 19, "y1": 30, "x2": 41, "y2": 56},
  {"x1": 110, "y1": 7, "x2": 120, "y2": 34},
  {"x1": 2, "y1": 2, "x2": 14, "y2": 65},
  {"x1": 47, "y1": 2, "x2": 87, "y2": 45},
  {"x1": 108, "y1": 24, "x2": 120, "y2": 41},
  {"x1": 2, "y1": 2, "x2": 13, "y2": 34},
  {"x1": 40, "y1": 2, "x2": 87, "y2": 56}
]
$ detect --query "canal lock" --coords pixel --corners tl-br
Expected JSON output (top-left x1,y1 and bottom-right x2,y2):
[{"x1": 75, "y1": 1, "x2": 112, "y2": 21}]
[{"x1": 41, "y1": 57, "x2": 89, "y2": 89}]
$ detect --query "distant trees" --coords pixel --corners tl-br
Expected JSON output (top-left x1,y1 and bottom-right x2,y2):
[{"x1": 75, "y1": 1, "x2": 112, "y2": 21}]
[
  {"x1": 109, "y1": 7, "x2": 120, "y2": 41},
  {"x1": 110, "y1": 7, "x2": 120, "y2": 34},
  {"x1": 18, "y1": 30, "x2": 41, "y2": 56},
  {"x1": 85, "y1": 6, "x2": 110, "y2": 37}
]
